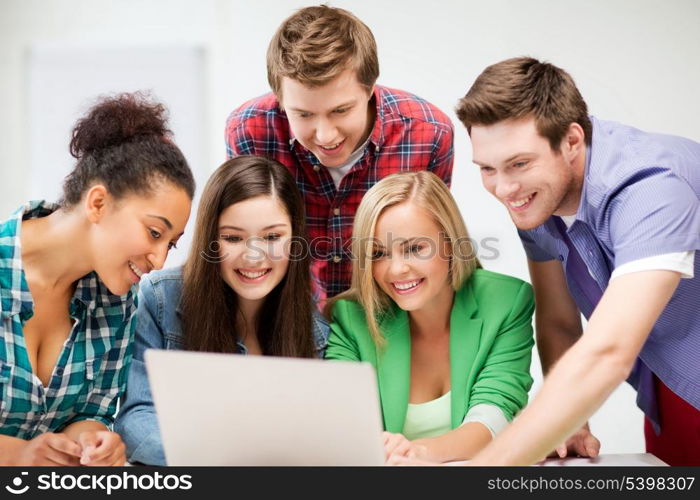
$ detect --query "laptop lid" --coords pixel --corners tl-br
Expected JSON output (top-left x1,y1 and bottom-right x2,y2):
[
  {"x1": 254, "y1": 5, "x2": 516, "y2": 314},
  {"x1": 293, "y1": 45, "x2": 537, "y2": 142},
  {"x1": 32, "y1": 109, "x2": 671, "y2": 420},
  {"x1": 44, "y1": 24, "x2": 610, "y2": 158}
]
[{"x1": 144, "y1": 349, "x2": 385, "y2": 466}]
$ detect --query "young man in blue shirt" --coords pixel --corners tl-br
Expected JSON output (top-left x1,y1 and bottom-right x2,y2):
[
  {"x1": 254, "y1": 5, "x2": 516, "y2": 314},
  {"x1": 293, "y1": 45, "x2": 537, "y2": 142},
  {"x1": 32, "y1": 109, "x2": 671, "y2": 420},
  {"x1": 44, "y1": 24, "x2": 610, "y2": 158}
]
[{"x1": 453, "y1": 57, "x2": 700, "y2": 466}]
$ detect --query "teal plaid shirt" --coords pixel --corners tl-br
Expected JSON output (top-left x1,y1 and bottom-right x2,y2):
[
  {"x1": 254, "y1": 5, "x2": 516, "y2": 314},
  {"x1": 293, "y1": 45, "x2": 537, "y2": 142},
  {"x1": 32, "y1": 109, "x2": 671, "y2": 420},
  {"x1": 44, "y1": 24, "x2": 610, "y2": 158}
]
[{"x1": 0, "y1": 201, "x2": 137, "y2": 439}]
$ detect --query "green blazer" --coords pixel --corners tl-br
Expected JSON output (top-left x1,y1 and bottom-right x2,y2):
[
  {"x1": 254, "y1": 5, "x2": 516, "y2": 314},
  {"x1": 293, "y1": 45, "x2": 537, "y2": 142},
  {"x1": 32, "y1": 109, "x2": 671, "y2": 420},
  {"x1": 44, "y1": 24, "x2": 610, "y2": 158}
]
[{"x1": 326, "y1": 269, "x2": 535, "y2": 433}]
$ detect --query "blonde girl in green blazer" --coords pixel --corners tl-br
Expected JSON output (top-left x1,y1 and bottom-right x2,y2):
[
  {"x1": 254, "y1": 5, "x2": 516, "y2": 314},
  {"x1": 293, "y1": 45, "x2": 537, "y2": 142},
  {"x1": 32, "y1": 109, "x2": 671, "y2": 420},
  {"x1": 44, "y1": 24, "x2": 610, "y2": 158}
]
[{"x1": 325, "y1": 171, "x2": 535, "y2": 463}]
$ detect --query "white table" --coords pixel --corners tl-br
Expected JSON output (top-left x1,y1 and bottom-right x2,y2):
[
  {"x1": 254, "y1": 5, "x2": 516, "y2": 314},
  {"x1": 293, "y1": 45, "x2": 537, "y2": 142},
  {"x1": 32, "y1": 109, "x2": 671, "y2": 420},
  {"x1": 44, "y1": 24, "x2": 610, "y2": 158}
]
[
  {"x1": 536, "y1": 453, "x2": 667, "y2": 466},
  {"x1": 445, "y1": 453, "x2": 667, "y2": 466}
]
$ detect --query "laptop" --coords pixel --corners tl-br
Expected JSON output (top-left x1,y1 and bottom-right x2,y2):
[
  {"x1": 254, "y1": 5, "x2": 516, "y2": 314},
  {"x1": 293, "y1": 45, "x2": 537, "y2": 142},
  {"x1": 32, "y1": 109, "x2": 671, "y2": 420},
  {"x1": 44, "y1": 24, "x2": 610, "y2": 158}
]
[{"x1": 144, "y1": 349, "x2": 386, "y2": 466}]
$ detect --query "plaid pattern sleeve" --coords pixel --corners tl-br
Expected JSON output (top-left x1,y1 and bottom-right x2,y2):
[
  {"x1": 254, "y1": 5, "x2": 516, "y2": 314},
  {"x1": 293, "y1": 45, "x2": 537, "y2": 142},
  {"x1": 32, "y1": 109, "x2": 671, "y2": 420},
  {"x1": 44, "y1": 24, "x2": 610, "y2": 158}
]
[
  {"x1": 427, "y1": 115, "x2": 454, "y2": 188},
  {"x1": 225, "y1": 86, "x2": 454, "y2": 302},
  {"x1": 0, "y1": 201, "x2": 137, "y2": 439}
]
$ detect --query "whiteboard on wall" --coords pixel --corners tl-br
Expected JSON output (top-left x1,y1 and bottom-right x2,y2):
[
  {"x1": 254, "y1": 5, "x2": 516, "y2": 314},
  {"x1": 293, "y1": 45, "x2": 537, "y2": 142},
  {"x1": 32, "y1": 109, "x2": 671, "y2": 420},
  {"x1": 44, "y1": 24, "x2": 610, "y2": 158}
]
[{"x1": 26, "y1": 43, "x2": 208, "y2": 266}]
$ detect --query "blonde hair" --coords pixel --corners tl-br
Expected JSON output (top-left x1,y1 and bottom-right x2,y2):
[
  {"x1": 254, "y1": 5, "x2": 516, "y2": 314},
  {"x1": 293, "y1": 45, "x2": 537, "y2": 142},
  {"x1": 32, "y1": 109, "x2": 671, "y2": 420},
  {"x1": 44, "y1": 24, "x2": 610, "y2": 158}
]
[
  {"x1": 266, "y1": 5, "x2": 379, "y2": 98},
  {"x1": 330, "y1": 171, "x2": 480, "y2": 346}
]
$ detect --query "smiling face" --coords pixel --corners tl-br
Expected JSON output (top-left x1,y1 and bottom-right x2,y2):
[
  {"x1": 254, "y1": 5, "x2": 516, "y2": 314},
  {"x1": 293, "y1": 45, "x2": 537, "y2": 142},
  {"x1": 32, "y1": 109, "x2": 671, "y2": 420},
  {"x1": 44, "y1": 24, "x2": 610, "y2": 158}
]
[
  {"x1": 470, "y1": 117, "x2": 585, "y2": 230},
  {"x1": 90, "y1": 182, "x2": 192, "y2": 295},
  {"x1": 217, "y1": 195, "x2": 292, "y2": 311},
  {"x1": 280, "y1": 68, "x2": 376, "y2": 168},
  {"x1": 371, "y1": 202, "x2": 453, "y2": 314}
]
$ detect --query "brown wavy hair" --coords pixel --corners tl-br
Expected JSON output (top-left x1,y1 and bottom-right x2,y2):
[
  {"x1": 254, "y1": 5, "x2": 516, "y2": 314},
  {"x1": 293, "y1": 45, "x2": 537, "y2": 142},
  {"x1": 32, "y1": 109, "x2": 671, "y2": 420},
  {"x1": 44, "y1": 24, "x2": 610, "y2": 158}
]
[
  {"x1": 180, "y1": 156, "x2": 315, "y2": 357},
  {"x1": 455, "y1": 57, "x2": 592, "y2": 151},
  {"x1": 267, "y1": 4, "x2": 379, "y2": 98}
]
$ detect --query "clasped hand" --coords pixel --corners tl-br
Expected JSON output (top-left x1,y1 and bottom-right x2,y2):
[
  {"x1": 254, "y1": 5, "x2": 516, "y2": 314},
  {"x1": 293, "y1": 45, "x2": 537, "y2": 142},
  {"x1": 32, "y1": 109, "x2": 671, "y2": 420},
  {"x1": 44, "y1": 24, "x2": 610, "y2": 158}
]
[{"x1": 14, "y1": 430, "x2": 125, "y2": 466}]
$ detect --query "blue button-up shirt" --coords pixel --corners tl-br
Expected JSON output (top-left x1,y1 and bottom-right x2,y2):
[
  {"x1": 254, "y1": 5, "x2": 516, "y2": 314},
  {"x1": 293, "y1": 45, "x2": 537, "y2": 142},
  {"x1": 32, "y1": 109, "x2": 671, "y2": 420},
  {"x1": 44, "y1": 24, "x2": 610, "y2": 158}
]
[{"x1": 519, "y1": 117, "x2": 700, "y2": 428}]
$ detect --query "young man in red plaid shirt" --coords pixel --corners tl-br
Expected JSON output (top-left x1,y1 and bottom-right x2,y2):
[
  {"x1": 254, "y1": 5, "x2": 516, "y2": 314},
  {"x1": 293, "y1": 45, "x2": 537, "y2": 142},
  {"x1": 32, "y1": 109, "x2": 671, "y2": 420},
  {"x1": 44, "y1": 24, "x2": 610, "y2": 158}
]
[{"x1": 225, "y1": 5, "x2": 454, "y2": 304}]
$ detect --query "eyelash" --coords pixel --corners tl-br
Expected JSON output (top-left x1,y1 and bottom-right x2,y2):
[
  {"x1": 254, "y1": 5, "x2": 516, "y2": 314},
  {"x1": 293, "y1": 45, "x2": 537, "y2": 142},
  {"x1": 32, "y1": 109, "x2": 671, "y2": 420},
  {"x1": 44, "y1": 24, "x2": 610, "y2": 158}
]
[
  {"x1": 221, "y1": 235, "x2": 243, "y2": 243},
  {"x1": 407, "y1": 244, "x2": 423, "y2": 255},
  {"x1": 370, "y1": 249, "x2": 385, "y2": 260},
  {"x1": 220, "y1": 234, "x2": 282, "y2": 243},
  {"x1": 150, "y1": 229, "x2": 177, "y2": 250},
  {"x1": 371, "y1": 245, "x2": 423, "y2": 259},
  {"x1": 298, "y1": 108, "x2": 348, "y2": 118}
]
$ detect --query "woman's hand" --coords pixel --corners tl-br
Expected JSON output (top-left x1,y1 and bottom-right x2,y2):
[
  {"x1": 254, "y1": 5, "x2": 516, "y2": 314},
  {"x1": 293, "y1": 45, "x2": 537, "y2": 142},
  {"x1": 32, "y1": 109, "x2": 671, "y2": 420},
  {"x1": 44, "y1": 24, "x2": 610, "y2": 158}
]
[
  {"x1": 548, "y1": 422, "x2": 601, "y2": 459},
  {"x1": 382, "y1": 431, "x2": 430, "y2": 462},
  {"x1": 12, "y1": 433, "x2": 82, "y2": 466},
  {"x1": 78, "y1": 430, "x2": 127, "y2": 466}
]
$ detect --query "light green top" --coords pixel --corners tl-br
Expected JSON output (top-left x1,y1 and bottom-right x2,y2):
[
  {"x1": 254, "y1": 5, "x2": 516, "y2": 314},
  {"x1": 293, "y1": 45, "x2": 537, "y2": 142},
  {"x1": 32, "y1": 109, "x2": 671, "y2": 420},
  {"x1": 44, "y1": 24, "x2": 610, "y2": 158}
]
[{"x1": 402, "y1": 391, "x2": 452, "y2": 440}]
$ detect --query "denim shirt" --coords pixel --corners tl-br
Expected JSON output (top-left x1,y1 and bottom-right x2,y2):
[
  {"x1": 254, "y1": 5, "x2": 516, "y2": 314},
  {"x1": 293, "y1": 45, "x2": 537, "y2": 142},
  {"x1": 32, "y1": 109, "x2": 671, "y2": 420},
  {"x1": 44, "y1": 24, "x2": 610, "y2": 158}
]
[{"x1": 114, "y1": 266, "x2": 329, "y2": 466}]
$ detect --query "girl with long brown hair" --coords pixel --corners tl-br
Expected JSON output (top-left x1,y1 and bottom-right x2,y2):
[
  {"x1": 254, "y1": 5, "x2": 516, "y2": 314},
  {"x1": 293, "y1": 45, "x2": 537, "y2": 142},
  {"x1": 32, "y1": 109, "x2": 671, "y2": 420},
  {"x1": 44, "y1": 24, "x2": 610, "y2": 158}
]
[{"x1": 115, "y1": 155, "x2": 327, "y2": 465}]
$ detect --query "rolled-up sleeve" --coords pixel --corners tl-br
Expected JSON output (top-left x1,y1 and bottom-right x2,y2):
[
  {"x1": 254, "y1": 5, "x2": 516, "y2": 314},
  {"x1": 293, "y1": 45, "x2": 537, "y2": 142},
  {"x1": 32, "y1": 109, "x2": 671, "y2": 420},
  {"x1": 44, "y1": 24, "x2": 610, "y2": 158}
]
[
  {"x1": 461, "y1": 403, "x2": 509, "y2": 438},
  {"x1": 607, "y1": 169, "x2": 700, "y2": 268}
]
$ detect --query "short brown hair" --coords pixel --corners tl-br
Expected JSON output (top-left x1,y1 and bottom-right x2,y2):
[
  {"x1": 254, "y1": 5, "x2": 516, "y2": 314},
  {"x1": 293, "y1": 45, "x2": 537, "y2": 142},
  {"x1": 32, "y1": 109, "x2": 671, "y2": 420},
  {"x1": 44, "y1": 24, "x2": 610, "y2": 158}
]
[
  {"x1": 455, "y1": 57, "x2": 592, "y2": 150},
  {"x1": 266, "y1": 5, "x2": 379, "y2": 98}
]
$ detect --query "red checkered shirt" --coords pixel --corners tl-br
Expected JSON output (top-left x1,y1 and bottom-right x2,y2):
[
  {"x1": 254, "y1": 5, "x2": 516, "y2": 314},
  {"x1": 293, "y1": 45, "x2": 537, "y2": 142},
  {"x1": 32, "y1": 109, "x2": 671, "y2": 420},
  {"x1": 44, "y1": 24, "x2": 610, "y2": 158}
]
[{"x1": 225, "y1": 85, "x2": 454, "y2": 302}]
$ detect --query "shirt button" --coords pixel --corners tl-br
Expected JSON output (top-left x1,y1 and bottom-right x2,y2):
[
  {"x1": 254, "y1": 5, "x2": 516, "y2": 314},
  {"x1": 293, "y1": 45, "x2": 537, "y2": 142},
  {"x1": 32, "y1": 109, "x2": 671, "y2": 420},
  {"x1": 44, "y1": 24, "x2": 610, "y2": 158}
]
[
  {"x1": 558, "y1": 255, "x2": 564, "y2": 261},
  {"x1": 332, "y1": 255, "x2": 342, "y2": 264},
  {"x1": 313, "y1": 165, "x2": 321, "y2": 172},
  {"x1": 333, "y1": 208, "x2": 340, "y2": 216}
]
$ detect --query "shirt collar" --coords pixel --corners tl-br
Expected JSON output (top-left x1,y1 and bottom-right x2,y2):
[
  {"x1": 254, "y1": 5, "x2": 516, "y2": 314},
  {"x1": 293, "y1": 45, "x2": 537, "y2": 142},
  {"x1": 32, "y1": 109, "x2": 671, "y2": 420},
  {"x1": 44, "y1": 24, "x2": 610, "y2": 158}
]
[
  {"x1": 0, "y1": 200, "x2": 129, "y2": 320},
  {"x1": 367, "y1": 86, "x2": 385, "y2": 150},
  {"x1": 548, "y1": 116, "x2": 596, "y2": 234},
  {"x1": 71, "y1": 270, "x2": 118, "y2": 314},
  {"x1": 0, "y1": 200, "x2": 58, "y2": 318},
  {"x1": 573, "y1": 124, "x2": 595, "y2": 224}
]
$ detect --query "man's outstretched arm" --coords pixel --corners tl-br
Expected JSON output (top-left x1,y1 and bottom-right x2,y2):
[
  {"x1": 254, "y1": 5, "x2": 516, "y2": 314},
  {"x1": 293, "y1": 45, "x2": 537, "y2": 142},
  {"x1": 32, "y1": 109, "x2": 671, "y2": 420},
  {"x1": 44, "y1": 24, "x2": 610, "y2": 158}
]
[{"x1": 469, "y1": 269, "x2": 680, "y2": 465}]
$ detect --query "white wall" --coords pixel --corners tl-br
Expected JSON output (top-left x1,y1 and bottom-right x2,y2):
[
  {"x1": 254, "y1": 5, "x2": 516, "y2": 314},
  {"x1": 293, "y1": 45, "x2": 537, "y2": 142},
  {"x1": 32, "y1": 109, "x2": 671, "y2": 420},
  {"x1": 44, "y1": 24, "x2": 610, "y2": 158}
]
[{"x1": 2, "y1": 0, "x2": 699, "y2": 454}]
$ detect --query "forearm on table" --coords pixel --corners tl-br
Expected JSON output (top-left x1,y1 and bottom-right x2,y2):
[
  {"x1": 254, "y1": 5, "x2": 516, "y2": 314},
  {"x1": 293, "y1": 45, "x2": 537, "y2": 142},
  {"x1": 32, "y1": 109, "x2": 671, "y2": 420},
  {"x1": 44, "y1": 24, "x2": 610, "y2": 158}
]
[
  {"x1": 475, "y1": 336, "x2": 628, "y2": 465},
  {"x1": 0, "y1": 434, "x2": 27, "y2": 464},
  {"x1": 472, "y1": 270, "x2": 680, "y2": 465},
  {"x1": 417, "y1": 422, "x2": 493, "y2": 463}
]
